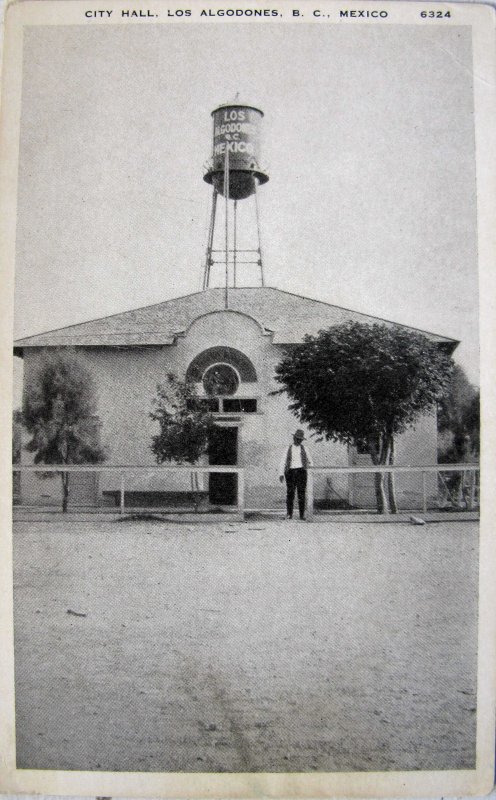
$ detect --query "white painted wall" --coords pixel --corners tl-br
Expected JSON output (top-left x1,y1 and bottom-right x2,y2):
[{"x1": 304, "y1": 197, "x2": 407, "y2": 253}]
[{"x1": 19, "y1": 310, "x2": 439, "y2": 510}]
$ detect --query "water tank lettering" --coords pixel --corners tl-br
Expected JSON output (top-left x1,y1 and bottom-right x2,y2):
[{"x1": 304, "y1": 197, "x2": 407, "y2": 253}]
[
  {"x1": 215, "y1": 122, "x2": 256, "y2": 136},
  {"x1": 223, "y1": 109, "x2": 245, "y2": 121},
  {"x1": 214, "y1": 141, "x2": 255, "y2": 156}
]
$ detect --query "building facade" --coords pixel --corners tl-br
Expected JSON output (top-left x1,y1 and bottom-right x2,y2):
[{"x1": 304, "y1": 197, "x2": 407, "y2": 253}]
[{"x1": 14, "y1": 286, "x2": 457, "y2": 511}]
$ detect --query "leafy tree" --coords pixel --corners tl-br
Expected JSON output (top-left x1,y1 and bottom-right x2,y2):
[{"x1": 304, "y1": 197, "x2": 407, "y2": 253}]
[
  {"x1": 150, "y1": 373, "x2": 217, "y2": 510},
  {"x1": 437, "y1": 365, "x2": 479, "y2": 508},
  {"x1": 463, "y1": 393, "x2": 480, "y2": 457},
  {"x1": 275, "y1": 321, "x2": 453, "y2": 513},
  {"x1": 22, "y1": 350, "x2": 106, "y2": 512},
  {"x1": 12, "y1": 409, "x2": 23, "y2": 464},
  {"x1": 438, "y1": 364, "x2": 479, "y2": 462},
  {"x1": 12, "y1": 410, "x2": 23, "y2": 504}
]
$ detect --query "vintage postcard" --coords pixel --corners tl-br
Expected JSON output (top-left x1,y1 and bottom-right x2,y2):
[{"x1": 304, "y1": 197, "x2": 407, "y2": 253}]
[{"x1": 0, "y1": 0, "x2": 495, "y2": 796}]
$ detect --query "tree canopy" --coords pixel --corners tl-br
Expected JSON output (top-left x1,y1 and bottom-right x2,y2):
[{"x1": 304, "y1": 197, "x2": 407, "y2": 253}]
[
  {"x1": 438, "y1": 364, "x2": 479, "y2": 462},
  {"x1": 150, "y1": 374, "x2": 218, "y2": 510},
  {"x1": 275, "y1": 321, "x2": 453, "y2": 512},
  {"x1": 12, "y1": 409, "x2": 23, "y2": 464},
  {"x1": 22, "y1": 350, "x2": 106, "y2": 511},
  {"x1": 150, "y1": 373, "x2": 217, "y2": 465}
]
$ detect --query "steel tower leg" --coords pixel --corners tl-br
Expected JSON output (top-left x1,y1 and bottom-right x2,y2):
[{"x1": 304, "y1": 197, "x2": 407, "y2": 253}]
[
  {"x1": 254, "y1": 178, "x2": 265, "y2": 287},
  {"x1": 203, "y1": 188, "x2": 218, "y2": 290},
  {"x1": 224, "y1": 147, "x2": 230, "y2": 309},
  {"x1": 233, "y1": 199, "x2": 238, "y2": 288},
  {"x1": 202, "y1": 171, "x2": 265, "y2": 293}
]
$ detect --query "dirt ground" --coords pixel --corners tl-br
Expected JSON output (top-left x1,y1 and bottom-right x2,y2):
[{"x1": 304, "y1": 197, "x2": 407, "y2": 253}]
[{"x1": 12, "y1": 517, "x2": 478, "y2": 773}]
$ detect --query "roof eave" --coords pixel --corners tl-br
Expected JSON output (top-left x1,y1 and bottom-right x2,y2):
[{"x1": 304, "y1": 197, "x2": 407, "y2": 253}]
[{"x1": 441, "y1": 340, "x2": 460, "y2": 356}]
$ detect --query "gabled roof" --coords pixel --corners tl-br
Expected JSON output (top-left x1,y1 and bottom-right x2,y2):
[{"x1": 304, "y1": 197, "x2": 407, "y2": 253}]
[{"x1": 14, "y1": 286, "x2": 458, "y2": 355}]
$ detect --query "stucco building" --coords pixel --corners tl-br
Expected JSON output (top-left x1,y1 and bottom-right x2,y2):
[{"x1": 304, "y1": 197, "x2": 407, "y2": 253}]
[{"x1": 14, "y1": 285, "x2": 457, "y2": 512}]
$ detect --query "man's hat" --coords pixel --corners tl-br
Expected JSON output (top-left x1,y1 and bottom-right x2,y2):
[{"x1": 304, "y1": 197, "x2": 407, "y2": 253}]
[{"x1": 293, "y1": 429, "x2": 306, "y2": 440}]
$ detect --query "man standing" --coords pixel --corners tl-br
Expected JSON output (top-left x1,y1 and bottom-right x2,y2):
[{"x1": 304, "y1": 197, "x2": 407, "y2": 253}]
[{"x1": 279, "y1": 429, "x2": 313, "y2": 520}]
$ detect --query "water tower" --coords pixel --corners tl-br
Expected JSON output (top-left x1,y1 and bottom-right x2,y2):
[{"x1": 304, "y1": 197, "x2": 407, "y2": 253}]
[{"x1": 202, "y1": 103, "x2": 269, "y2": 299}]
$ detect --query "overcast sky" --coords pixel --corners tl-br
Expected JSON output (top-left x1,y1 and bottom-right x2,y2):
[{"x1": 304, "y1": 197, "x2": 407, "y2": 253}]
[{"x1": 14, "y1": 21, "x2": 478, "y2": 388}]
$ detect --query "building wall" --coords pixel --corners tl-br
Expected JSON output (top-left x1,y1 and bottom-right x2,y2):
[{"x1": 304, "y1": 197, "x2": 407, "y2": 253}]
[{"x1": 19, "y1": 309, "x2": 439, "y2": 510}]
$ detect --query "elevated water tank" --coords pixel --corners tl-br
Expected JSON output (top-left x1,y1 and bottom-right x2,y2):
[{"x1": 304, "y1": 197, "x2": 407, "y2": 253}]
[{"x1": 203, "y1": 104, "x2": 269, "y2": 200}]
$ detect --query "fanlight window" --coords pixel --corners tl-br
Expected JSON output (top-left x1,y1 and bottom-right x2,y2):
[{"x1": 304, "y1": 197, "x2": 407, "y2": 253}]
[
  {"x1": 186, "y1": 346, "x2": 257, "y2": 383},
  {"x1": 203, "y1": 364, "x2": 239, "y2": 397},
  {"x1": 186, "y1": 347, "x2": 259, "y2": 413}
]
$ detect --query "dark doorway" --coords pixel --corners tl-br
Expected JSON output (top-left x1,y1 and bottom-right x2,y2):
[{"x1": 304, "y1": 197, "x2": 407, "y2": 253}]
[{"x1": 208, "y1": 426, "x2": 238, "y2": 506}]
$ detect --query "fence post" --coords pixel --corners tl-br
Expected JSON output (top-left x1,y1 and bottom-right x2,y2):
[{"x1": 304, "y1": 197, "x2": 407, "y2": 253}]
[
  {"x1": 306, "y1": 469, "x2": 314, "y2": 521},
  {"x1": 120, "y1": 474, "x2": 125, "y2": 515},
  {"x1": 237, "y1": 469, "x2": 245, "y2": 519},
  {"x1": 422, "y1": 471, "x2": 427, "y2": 514},
  {"x1": 388, "y1": 468, "x2": 396, "y2": 512},
  {"x1": 468, "y1": 469, "x2": 475, "y2": 511}
]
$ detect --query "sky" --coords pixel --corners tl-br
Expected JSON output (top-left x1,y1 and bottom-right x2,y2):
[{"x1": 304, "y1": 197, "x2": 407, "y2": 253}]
[{"x1": 13, "y1": 20, "x2": 479, "y2": 397}]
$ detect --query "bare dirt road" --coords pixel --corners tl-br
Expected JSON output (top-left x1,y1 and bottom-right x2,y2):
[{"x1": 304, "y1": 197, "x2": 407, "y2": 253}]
[{"x1": 13, "y1": 517, "x2": 478, "y2": 773}]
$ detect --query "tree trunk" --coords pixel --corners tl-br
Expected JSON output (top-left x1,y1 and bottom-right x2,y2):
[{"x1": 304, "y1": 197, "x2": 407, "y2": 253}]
[
  {"x1": 387, "y1": 436, "x2": 398, "y2": 514},
  {"x1": 61, "y1": 472, "x2": 69, "y2": 513},
  {"x1": 374, "y1": 472, "x2": 387, "y2": 513},
  {"x1": 190, "y1": 470, "x2": 200, "y2": 513},
  {"x1": 369, "y1": 436, "x2": 389, "y2": 514}
]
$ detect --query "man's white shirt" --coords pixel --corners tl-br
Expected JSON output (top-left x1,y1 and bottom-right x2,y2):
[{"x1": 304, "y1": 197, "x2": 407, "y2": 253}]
[{"x1": 279, "y1": 444, "x2": 313, "y2": 478}]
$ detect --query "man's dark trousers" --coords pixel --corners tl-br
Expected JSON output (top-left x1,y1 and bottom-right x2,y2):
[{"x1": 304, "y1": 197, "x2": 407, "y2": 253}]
[{"x1": 285, "y1": 467, "x2": 307, "y2": 519}]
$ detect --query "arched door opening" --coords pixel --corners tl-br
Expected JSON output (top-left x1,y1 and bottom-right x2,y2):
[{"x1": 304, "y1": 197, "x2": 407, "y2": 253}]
[{"x1": 186, "y1": 347, "x2": 257, "y2": 508}]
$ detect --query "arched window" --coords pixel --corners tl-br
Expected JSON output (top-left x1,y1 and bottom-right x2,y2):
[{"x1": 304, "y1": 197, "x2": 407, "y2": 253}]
[
  {"x1": 186, "y1": 347, "x2": 259, "y2": 413},
  {"x1": 203, "y1": 363, "x2": 240, "y2": 396},
  {"x1": 186, "y1": 347, "x2": 257, "y2": 384}
]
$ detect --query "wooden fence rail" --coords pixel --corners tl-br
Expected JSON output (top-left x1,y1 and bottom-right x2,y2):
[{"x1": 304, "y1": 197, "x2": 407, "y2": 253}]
[
  {"x1": 306, "y1": 464, "x2": 479, "y2": 520},
  {"x1": 12, "y1": 463, "x2": 479, "y2": 518},
  {"x1": 12, "y1": 464, "x2": 245, "y2": 516}
]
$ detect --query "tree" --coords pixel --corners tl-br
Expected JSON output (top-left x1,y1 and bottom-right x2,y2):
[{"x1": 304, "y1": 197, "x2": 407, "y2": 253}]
[
  {"x1": 438, "y1": 364, "x2": 479, "y2": 462},
  {"x1": 437, "y1": 365, "x2": 479, "y2": 508},
  {"x1": 12, "y1": 410, "x2": 23, "y2": 504},
  {"x1": 12, "y1": 409, "x2": 23, "y2": 464},
  {"x1": 22, "y1": 350, "x2": 106, "y2": 512},
  {"x1": 150, "y1": 374, "x2": 217, "y2": 510},
  {"x1": 275, "y1": 321, "x2": 453, "y2": 513}
]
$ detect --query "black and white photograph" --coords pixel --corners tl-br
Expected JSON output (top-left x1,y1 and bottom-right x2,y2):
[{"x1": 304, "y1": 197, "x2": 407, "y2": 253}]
[{"x1": 0, "y1": 0, "x2": 495, "y2": 796}]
